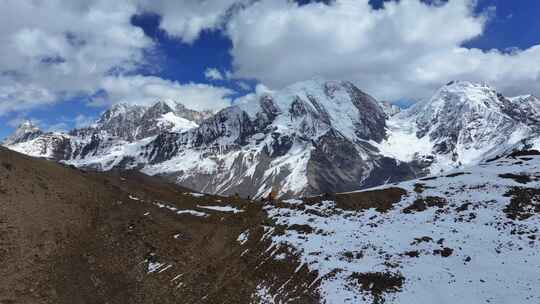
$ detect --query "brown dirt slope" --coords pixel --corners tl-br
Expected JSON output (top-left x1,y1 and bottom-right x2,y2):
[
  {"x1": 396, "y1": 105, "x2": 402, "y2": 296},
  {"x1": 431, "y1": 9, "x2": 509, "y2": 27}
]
[{"x1": 0, "y1": 147, "x2": 319, "y2": 304}]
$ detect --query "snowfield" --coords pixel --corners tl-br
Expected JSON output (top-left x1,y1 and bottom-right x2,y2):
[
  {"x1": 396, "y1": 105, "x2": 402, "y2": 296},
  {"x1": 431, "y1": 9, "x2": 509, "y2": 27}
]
[{"x1": 263, "y1": 153, "x2": 540, "y2": 303}]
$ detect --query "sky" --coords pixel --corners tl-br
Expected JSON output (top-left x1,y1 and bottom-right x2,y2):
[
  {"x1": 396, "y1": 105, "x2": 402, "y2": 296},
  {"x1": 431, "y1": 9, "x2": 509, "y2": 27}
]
[{"x1": 0, "y1": 0, "x2": 539, "y2": 140}]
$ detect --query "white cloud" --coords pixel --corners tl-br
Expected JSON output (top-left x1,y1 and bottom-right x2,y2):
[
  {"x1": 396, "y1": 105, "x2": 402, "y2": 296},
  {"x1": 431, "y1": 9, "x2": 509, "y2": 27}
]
[
  {"x1": 135, "y1": 0, "x2": 250, "y2": 43},
  {"x1": 233, "y1": 83, "x2": 273, "y2": 106},
  {"x1": 0, "y1": 0, "x2": 152, "y2": 114},
  {"x1": 236, "y1": 81, "x2": 251, "y2": 91},
  {"x1": 0, "y1": 81, "x2": 56, "y2": 115},
  {"x1": 225, "y1": 0, "x2": 540, "y2": 99},
  {"x1": 205, "y1": 67, "x2": 224, "y2": 80},
  {"x1": 0, "y1": 0, "x2": 250, "y2": 116},
  {"x1": 2, "y1": 0, "x2": 539, "y2": 119},
  {"x1": 7, "y1": 116, "x2": 41, "y2": 128},
  {"x1": 46, "y1": 122, "x2": 69, "y2": 133},
  {"x1": 74, "y1": 114, "x2": 96, "y2": 128},
  {"x1": 97, "y1": 75, "x2": 235, "y2": 111}
]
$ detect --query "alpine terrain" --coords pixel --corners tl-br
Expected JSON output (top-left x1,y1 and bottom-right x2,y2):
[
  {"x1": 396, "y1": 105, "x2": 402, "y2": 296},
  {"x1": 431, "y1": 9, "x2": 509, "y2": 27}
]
[
  {"x1": 2, "y1": 1, "x2": 539, "y2": 303},
  {"x1": 1, "y1": 131, "x2": 539, "y2": 303},
  {"x1": 4, "y1": 80, "x2": 540, "y2": 199}
]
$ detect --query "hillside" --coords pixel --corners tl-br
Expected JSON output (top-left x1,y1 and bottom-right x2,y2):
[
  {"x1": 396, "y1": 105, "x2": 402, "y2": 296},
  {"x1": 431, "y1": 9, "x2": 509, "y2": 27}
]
[
  {"x1": 2, "y1": 142, "x2": 540, "y2": 303},
  {"x1": 0, "y1": 147, "x2": 318, "y2": 304},
  {"x1": 263, "y1": 148, "x2": 540, "y2": 303}
]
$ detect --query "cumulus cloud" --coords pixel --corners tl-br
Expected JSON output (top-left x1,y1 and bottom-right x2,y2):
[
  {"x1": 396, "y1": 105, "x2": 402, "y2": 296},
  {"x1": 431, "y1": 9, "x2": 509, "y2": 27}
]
[
  {"x1": 0, "y1": 81, "x2": 57, "y2": 115},
  {"x1": 0, "y1": 0, "x2": 243, "y2": 116},
  {"x1": 135, "y1": 0, "x2": 250, "y2": 43},
  {"x1": 205, "y1": 68, "x2": 225, "y2": 80},
  {"x1": 233, "y1": 83, "x2": 273, "y2": 106},
  {"x1": 46, "y1": 122, "x2": 70, "y2": 133},
  {"x1": 225, "y1": 0, "x2": 540, "y2": 99},
  {"x1": 74, "y1": 114, "x2": 96, "y2": 128},
  {"x1": 7, "y1": 116, "x2": 41, "y2": 128},
  {"x1": 2, "y1": 0, "x2": 539, "y2": 119},
  {"x1": 0, "y1": 0, "x2": 152, "y2": 114},
  {"x1": 97, "y1": 75, "x2": 234, "y2": 111}
]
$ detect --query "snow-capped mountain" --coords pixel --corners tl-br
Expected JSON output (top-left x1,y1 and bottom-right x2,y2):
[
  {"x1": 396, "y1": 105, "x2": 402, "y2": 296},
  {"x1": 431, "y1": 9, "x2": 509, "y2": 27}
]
[
  {"x1": 4, "y1": 100, "x2": 209, "y2": 164},
  {"x1": 138, "y1": 80, "x2": 417, "y2": 198},
  {"x1": 2, "y1": 120, "x2": 43, "y2": 146},
  {"x1": 378, "y1": 81, "x2": 540, "y2": 173},
  {"x1": 3, "y1": 80, "x2": 540, "y2": 199},
  {"x1": 506, "y1": 94, "x2": 540, "y2": 126},
  {"x1": 71, "y1": 100, "x2": 210, "y2": 142}
]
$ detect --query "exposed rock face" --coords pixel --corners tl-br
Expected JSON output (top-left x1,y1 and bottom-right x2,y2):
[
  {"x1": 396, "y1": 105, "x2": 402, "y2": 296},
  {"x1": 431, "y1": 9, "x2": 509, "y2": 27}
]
[
  {"x1": 505, "y1": 94, "x2": 540, "y2": 127},
  {"x1": 414, "y1": 81, "x2": 522, "y2": 155},
  {"x1": 4, "y1": 80, "x2": 540, "y2": 198},
  {"x1": 378, "y1": 81, "x2": 540, "y2": 172},
  {"x1": 2, "y1": 121, "x2": 71, "y2": 160},
  {"x1": 71, "y1": 100, "x2": 206, "y2": 143},
  {"x1": 264, "y1": 149, "x2": 540, "y2": 303},
  {"x1": 4, "y1": 101, "x2": 203, "y2": 164},
  {"x1": 90, "y1": 103, "x2": 147, "y2": 141},
  {"x1": 140, "y1": 79, "x2": 398, "y2": 198}
]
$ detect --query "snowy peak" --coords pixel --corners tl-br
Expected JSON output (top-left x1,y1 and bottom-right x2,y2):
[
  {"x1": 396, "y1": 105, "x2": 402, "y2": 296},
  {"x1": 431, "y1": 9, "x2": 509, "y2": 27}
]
[
  {"x1": 145, "y1": 101, "x2": 174, "y2": 118},
  {"x1": 413, "y1": 81, "x2": 517, "y2": 143},
  {"x1": 136, "y1": 101, "x2": 194, "y2": 139},
  {"x1": 169, "y1": 101, "x2": 215, "y2": 124},
  {"x1": 423, "y1": 80, "x2": 504, "y2": 114},
  {"x1": 96, "y1": 103, "x2": 146, "y2": 125},
  {"x1": 141, "y1": 80, "x2": 401, "y2": 199},
  {"x1": 93, "y1": 103, "x2": 146, "y2": 140},
  {"x1": 2, "y1": 120, "x2": 43, "y2": 146},
  {"x1": 510, "y1": 94, "x2": 536, "y2": 101},
  {"x1": 4, "y1": 79, "x2": 540, "y2": 199},
  {"x1": 247, "y1": 79, "x2": 387, "y2": 142},
  {"x1": 382, "y1": 80, "x2": 539, "y2": 173},
  {"x1": 90, "y1": 101, "x2": 204, "y2": 141}
]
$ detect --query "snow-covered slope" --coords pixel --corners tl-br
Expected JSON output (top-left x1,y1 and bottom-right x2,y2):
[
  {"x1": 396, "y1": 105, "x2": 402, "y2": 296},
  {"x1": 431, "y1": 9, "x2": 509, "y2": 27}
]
[
  {"x1": 6, "y1": 132, "x2": 71, "y2": 159},
  {"x1": 378, "y1": 81, "x2": 539, "y2": 173},
  {"x1": 262, "y1": 148, "x2": 540, "y2": 303},
  {"x1": 2, "y1": 120, "x2": 43, "y2": 146},
  {"x1": 3, "y1": 80, "x2": 540, "y2": 199},
  {"x1": 72, "y1": 100, "x2": 205, "y2": 142},
  {"x1": 4, "y1": 100, "x2": 206, "y2": 165},
  {"x1": 139, "y1": 80, "x2": 415, "y2": 198},
  {"x1": 507, "y1": 94, "x2": 540, "y2": 126}
]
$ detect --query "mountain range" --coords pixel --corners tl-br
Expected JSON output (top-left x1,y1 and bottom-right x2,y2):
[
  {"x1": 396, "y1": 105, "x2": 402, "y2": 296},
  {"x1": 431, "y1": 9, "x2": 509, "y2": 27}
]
[
  {"x1": 3, "y1": 80, "x2": 540, "y2": 198},
  {"x1": 2, "y1": 132, "x2": 539, "y2": 303}
]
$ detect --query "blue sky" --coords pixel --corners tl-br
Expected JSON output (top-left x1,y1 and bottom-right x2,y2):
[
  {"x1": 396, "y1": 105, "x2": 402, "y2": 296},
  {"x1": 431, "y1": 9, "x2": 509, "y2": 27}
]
[
  {"x1": 466, "y1": 0, "x2": 540, "y2": 50},
  {"x1": 1, "y1": 0, "x2": 539, "y2": 140}
]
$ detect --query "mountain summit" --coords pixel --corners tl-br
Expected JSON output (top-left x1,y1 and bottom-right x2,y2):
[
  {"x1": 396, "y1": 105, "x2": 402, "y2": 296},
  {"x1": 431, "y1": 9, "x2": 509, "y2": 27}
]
[
  {"x1": 378, "y1": 81, "x2": 539, "y2": 173},
  {"x1": 139, "y1": 79, "x2": 412, "y2": 198},
  {"x1": 4, "y1": 80, "x2": 540, "y2": 198},
  {"x1": 2, "y1": 120, "x2": 43, "y2": 146}
]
